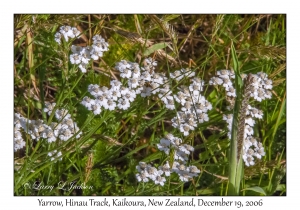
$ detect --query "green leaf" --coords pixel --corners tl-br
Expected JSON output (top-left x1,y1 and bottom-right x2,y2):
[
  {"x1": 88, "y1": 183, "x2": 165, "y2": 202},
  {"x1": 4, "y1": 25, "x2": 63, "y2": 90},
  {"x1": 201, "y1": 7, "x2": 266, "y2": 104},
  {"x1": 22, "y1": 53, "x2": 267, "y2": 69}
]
[
  {"x1": 143, "y1": 42, "x2": 169, "y2": 56},
  {"x1": 242, "y1": 186, "x2": 267, "y2": 195}
]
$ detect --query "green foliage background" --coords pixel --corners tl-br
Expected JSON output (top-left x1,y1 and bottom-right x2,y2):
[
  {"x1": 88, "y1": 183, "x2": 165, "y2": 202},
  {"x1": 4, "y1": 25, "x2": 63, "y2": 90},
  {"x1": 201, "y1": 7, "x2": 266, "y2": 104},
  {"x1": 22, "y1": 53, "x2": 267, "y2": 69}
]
[{"x1": 14, "y1": 14, "x2": 286, "y2": 196}]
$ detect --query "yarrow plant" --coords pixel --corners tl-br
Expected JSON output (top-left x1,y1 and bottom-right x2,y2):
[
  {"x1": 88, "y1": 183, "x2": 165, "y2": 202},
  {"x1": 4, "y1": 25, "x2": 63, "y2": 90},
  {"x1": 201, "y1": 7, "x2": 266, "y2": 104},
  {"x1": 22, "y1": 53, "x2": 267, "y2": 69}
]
[
  {"x1": 136, "y1": 133, "x2": 200, "y2": 185},
  {"x1": 55, "y1": 26, "x2": 109, "y2": 73},
  {"x1": 55, "y1": 25, "x2": 81, "y2": 44},
  {"x1": 14, "y1": 103, "x2": 82, "y2": 158},
  {"x1": 69, "y1": 35, "x2": 109, "y2": 73},
  {"x1": 14, "y1": 15, "x2": 285, "y2": 197},
  {"x1": 209, "y1": 70, "x2": 272, "y2": 166}
]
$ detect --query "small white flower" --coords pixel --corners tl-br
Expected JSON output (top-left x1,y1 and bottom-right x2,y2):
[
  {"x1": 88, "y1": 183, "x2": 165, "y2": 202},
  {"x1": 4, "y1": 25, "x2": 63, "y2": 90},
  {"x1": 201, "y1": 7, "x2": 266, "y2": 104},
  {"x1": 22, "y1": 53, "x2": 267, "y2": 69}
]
[
  {"x1": 243, "y1": 155, "x2": 255, "y2": 167},
  {"x1": 90, "y1": 49, "x2": 103, "y2": 60},
  {"x1": 263, "y1": 79, "x2": 273, "y2": 90},
  {"x1": 245, "y1": 117, "x2": 255, "y2": 126},
  {"x1": 164, "y1": 96, "x2": 176, "y2": 110},
  {"x1": 136, "y1": 162, "x2": 149, "y2": 172},
  {"x1": 149, "y1": 82, "x2": 160, "y2": 94},
  {"x1": 157, "y1": 138, "x2": 171, "y2": 154},
  {"x1": 177, "y1": 170, "x2": 192, "y2": 182},
  {"x1": 264, "y1": 90, "x2": 272, "y2": 99},
  {"x1": 158, "y1": 162, "x2": 172, "y2": 177},
  {"x1": 140, "y1": 86, "x2": 152, "y2": 97},
  {"x1": 146, "y1": 166, "x2": 159, "y2": 181},
  {"x1": 188, "y1": 165, "x2": 200, "y2": 177},
  {"x1": 70, "y1": 27, "x2": 80, "y2": 38},
  {"x1": 123, "y1": 90, "x2": 136, "y2": 102},
  {"x1": 59, "y1": 25, "x2": 72, "y2": 42},
  {"x1": 136, "y1": 171, "x2": 149, "y2": 183},
  {"x1": 253, "y1": 88, "x2": 265, "y2": 102},
  {"x1": 144, "y1": 57, "x2": 157, "y2": 67},
  {"x1": 54, "y1": 32, "x2": 62, "y2": 44},
  {"x1": 244, "y1": 124, "x2": 254, "y2": 136},
  {"x1": 152, "y1": 73, "x2": 164, "y2": 84},
  {"x1": 189, "y1": 83, "x2": 202, "y2": 96},
  {"x1": 254, "y1": 147, "x2": 266, "y2": 159},
  {"x1": 59, "y1": 128, "x2": 72, "y2": 141},
  {"x1": 91, "y1": 104, "x2": 102, "y2": 115},
  {"x1": 128, "y1": 78, "x2": 140, "y2": 89},
  {"x1": 14, "y1": 136, "x2": 26, "y2": 151},
  {"x1": 209, "y1": 77, "x2": 223, "y2": 85},
  {"x1": 170, "y1": 70, "x2": 184, "y2": 81},
  {"x1": 80, "y1": 47, "x2": 91, "y2": 64},
  {"x1": 104, "y1": 99, "x2": 117, "y2": 111},
  {"x1": 193, "y1": 94, "x2": 206, "y2": 104},
  {"x1": 110, "y1": 80, "x2": 122, "y2": 91},
  {"x1": 217, "y1": 70, "x2": 231, "y2": 79},
  {"x1": 249, "y1": 108, "x2": 263, "y2": 119},
  {"x1": 70, "y1": 53, "x2": 82, "y2": 64},
  {"x1": 92, "y1": 36, "x2": 109, "y2": 52},
  {"x1": 55, "y1": 109, "x2": 70, "y2": 121},
  {"x1": 81, "y1": 96, "x2": 95, "y2": 110},
  {"x1": 71, "y1": 45, "x2": 82, "y2": 54},
  {"x1": 174, "y1": 92, "x2": 186, "y2": 105},
  {"x1": 227, "y1": 86, "x2": 236, "y2": 97},
  {"x1": 48, "y1": 150, "x2": 62, "y2": 162},
  {"x1": 141, "y1": 71, "x2": 152, "y2": 81},
  {"x1": 222, "y1": 78, "x2": 233, "y2": 90},
  {"x1": 109, "y1": 89, "x2": 121, "y2": 101},
  {"x1": 154, "y1": 175, "x2": 166, "y2": 186},
  {"x1": 180, "y1": 123, "x2": 194, "y2": 136},
  {"x1": 170, "y1": 136, "x2": 182, "y2": 149},
  {"x1": 181, "y1": 68, "x2": 195, "y2": 78},
  {"x1": 249, "y1": 136, "x2": 258, "y2": 148},
  {"x1": 43, "y1": 128, "x2": 55, "y2": 142},
  {"x1": 44, "y1": 102, "x2": 56, "y2": 115},
  {"x1": 88, "y1": 84, "x2": 100, "y2": 96},
  {"x1": 119, "y1": 86, "x2": 130, "y2": 96},
  {"x1": 243, "y1": 137, "x2": 252, "y2": 149},
  {"x1": 115, "y1": 60, "x2": 131, "y2": 72},
  {"x1": 117, "y1": 98, "x2": 130, "y2": 110},
  {"x1": 131, "y1": 63, "x2": 141, "y2": 78},
  {"x1": 223, "y1": 114, "x2": 233, "y2": 124},
  {"x1": 79, "y1": 63, "x2": 88, "y2": 73},
  {"x1": 196, "y1": 112, "x2": 209, "y2": 123},
  {"x1": 120, "y1": 68, "x2": 132, "y2": 78},
  {"x1": 181, "y1": 100, "x2": 192, "y2": 112}
]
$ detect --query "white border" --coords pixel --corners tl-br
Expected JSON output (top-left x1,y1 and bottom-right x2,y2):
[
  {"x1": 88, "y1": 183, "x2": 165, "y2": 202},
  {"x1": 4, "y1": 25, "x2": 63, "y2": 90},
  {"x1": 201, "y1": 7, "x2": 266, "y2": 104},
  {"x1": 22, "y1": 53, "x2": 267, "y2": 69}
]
[{"x1": 3, "y1": 0, "x2": 296, "y2": 208}]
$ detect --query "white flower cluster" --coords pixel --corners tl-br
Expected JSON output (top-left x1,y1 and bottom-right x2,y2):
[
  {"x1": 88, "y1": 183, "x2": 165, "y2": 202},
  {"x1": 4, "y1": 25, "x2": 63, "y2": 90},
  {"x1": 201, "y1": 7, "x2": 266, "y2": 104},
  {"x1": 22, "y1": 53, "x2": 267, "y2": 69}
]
[
  {"x1": 115, "y1": 58, "x2": 167, "y2": 97},
  {"x1": 81, "y1": 80, "x2": 137, "y2": 114},
  {"x1": 48, "y1": 150, "x2": 62, "y2": 162},
  {"x1": 43, "y1": 102, "x2": 82, "y2": 141},
  {"x1": 223, "y1": 106, "x2": 265, "y2": 166},
  {"x1": 211, "y1": 71, "x2": 272, "y2": 167},
  {"x1": 170, "y1": 78, "x2": 212, "y2": 136},
  {"x1": 170, "y1": 68, "x2": 195, "y2": 81},
  {"x1": 247, "y1": 72, "x2": 273, "y2": 102},
  {"x1": 55, "y1": 25, "x2": 81, "y2": 44},
  {"x1": 209, "y1": 70, "x2": 273, "y2": 101},
  {"x1": 83, "y1": 57, "x2": 212, "y2": 137},
  {"x1": 81, "y1": 58, "x2": 165, "y2": 114},
  {"x1": 242, "y1": 104, "x2": 266, "y2": 166},
  {"x1": 209, "y1": 70, "x2": 236, "y2": 97},
  {"x1": 69, "y1": 35, "x2": 109, "y2": 73},
  {"x1": 14, "y1": 113, "x2": 26, "y2": 151},
  {"x1": 136, "y1": 133, "x2": 200, "y2": 184},
  {"x1": 117, "y1": 58, "x2": 211, "y2": 136},
  {"x1": 14, "y1": 103, "x2": 82, "y2": 152}
]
